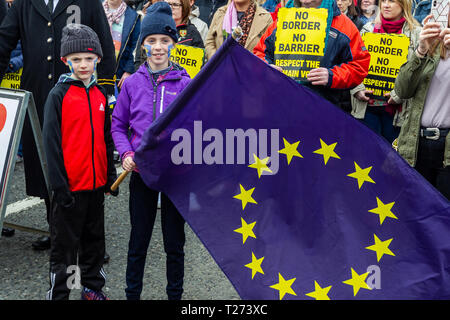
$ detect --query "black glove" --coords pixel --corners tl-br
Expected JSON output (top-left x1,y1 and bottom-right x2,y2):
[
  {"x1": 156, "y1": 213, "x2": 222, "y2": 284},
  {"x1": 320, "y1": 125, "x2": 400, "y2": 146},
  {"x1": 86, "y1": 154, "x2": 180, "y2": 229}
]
[{"x1": 54, "y1": 187, "x2": 75, "y2": 209}]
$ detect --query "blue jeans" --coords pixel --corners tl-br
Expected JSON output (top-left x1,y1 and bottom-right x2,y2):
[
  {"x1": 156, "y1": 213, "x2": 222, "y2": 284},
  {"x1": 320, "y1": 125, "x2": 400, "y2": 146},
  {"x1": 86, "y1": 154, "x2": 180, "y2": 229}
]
[
  {"x1": 362, "y1": 107, "x2": 400, "y2": 144},
  {"x1": 125, "y1": 172, "x2": 186, "y2": 300}
]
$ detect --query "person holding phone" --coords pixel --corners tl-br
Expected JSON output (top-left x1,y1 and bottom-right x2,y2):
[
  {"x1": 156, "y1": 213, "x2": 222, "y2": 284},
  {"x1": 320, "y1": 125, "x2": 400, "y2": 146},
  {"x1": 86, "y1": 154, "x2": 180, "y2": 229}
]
[{"x1": 394, "y1": 11, "x2": 450, "y2": 200}]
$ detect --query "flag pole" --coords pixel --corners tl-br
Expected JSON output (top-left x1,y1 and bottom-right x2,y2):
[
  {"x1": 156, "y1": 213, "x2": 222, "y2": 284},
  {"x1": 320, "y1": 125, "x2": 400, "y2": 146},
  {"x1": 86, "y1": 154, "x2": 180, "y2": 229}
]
[{"x1": 111, "y1": 170, "x2": 129, "y2": 191}]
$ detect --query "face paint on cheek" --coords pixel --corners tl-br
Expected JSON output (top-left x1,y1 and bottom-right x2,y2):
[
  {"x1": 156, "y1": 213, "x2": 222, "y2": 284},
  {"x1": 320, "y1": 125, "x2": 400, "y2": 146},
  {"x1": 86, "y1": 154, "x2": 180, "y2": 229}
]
[
  {"x1": 94, "y1": 58, "x2": 98, "y2": 73},
  {"x1": 144, "y1": 44, "x2": 152, "y2": 58},
  {"x1": 167, "y1": 44, "x2": 174, "y2": 58},
  {"x1": 67, "y1": 60, "x2": 75, "y2": 74}
]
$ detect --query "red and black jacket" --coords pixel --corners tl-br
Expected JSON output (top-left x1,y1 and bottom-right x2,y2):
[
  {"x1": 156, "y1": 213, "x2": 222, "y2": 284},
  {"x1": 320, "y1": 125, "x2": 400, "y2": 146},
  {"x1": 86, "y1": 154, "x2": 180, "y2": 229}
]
[{"x1": 43, "y1": 74, "x2": 117, "y2": 204}]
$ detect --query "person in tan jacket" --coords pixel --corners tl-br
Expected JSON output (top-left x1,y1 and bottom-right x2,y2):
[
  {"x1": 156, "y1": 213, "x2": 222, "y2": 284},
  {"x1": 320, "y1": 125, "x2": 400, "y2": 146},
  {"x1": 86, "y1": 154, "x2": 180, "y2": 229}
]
[{"x1": 205, "y1": 0, "x2": 272, "y2": 59}]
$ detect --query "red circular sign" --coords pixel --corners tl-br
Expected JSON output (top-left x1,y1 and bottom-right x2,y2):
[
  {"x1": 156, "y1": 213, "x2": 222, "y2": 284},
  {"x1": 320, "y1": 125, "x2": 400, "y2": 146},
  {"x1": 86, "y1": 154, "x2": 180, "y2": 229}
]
[{"x1": 0, "y1": 103, "x2": 7, "y2": 133}]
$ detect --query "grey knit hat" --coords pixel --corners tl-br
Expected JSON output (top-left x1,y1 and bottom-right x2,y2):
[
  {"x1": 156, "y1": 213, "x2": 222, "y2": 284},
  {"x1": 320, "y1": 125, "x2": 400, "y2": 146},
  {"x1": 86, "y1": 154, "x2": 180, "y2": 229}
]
[{"x1": 61, "y1": 24, "x2": 103, "y2": 58}]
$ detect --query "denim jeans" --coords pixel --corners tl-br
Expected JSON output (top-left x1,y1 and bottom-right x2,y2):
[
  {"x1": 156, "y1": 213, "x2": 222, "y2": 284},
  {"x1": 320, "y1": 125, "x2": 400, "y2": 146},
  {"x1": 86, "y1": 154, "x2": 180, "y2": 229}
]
[
  {"x1": 363, "y1": 107, "x2": 401, "y2": 144},
  {"x1": 415, "y1": 136, "x2": 450, "y2": 200},
  {"x1": 125, "y1": 172, "x2": 186, "y2": 300}
]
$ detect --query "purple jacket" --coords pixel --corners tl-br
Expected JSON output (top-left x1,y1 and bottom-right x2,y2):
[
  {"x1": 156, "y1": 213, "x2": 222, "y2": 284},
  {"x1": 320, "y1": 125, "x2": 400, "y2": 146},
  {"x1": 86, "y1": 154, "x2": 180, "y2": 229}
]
[{"x1": 111, "y1": 63, "x2": 191, "y2": 159}]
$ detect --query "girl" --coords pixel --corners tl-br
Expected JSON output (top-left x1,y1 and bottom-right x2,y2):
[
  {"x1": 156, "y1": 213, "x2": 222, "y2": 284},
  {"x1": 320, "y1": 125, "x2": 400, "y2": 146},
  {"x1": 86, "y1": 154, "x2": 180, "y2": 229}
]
[
  {"x1": 357, "y1": 0, "x2": 378, "y2": 25},
  {"x1": 351, "y1": 0, "x2": 421, "y2": 144},
  {"x1": 337, "y1": 0, "x2": 364, "y2": 30},
  {"x1": 394, "y1": 11, "x2": 450, "y2": 200},
  {"x1": 111, "y1": 1, "x2": 191, "y2": 300}
]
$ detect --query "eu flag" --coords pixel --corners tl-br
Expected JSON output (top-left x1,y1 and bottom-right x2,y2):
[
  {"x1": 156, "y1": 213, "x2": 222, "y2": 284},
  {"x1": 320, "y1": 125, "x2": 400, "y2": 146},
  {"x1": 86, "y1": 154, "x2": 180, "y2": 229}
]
[{"x1": 134, "y1": 37, "x2": 450, "y2": 300}]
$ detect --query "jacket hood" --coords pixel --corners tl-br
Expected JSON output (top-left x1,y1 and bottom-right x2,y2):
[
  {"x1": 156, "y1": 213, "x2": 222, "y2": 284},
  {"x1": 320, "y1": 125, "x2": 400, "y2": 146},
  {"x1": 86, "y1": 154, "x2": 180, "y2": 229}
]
[{"x1": 190, "y1": 5, "x2": 200, "y2": 19}]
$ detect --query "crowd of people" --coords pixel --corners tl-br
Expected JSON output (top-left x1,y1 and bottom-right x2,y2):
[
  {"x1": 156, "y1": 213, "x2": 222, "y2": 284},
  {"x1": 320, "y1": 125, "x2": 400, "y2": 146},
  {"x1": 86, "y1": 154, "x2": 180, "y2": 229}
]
[{"x1": 0, "y1": 0, "x2": 448, "y2": 300}]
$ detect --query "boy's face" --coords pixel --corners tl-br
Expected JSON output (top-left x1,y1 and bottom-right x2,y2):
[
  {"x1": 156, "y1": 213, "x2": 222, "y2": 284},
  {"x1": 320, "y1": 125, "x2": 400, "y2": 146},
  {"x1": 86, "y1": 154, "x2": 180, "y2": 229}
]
[
  {"x1": 142, "y1": 34, "x2": 175, "y2": 71},
  {"x1": 62, "y1": 52, "x2": 100, "y2": 84}
]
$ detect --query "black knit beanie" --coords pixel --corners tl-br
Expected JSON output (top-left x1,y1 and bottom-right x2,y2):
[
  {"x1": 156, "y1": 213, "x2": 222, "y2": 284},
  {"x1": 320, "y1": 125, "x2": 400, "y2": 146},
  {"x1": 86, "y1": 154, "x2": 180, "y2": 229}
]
[
  {"x1": 60, "y1": 24, "x2": 103, "y2": 58},
  {"x1": 139, "y1": 2, "x2": 178, "y2": 45}
]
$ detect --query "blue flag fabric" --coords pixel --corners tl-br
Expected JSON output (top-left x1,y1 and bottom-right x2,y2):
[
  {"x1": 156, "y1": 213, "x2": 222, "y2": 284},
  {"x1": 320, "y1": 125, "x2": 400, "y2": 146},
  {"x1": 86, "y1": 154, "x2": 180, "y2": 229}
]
[{"x1": 134, "y1": 37, "x2": 450, "y2": 300}]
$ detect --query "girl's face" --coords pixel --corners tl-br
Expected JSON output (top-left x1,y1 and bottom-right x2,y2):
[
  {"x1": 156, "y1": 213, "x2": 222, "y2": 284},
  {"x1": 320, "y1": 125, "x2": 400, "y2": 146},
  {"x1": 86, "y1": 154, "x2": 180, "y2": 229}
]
[
  {"x1": 381, "y1": 0, "x2": 403, "y2": 21},
  {"x1": 142, "y1": 34, "x2": 174, "y2": 71},
  {"x1": 336, "y1": 0, "x2": 352, "y2": 13}
]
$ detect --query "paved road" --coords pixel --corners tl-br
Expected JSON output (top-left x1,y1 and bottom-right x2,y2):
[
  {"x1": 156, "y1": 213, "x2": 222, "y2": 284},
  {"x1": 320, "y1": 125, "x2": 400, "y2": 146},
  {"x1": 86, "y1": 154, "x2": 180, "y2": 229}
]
[{"x1": 0, "y1": 161, "x2": 239, "y2": 300}]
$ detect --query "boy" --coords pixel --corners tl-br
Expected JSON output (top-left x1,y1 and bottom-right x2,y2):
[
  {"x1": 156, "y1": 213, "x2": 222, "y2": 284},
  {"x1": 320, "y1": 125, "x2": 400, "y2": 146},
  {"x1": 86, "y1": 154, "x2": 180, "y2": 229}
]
[{"x1": 43, "y1": 24, "x2": 117, "y2": 300}]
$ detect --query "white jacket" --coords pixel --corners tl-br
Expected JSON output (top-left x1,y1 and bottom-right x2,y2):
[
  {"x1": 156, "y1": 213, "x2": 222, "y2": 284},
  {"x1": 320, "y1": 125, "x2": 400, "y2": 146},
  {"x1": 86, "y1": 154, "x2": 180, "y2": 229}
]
[{"x1": 189, "y1": 5, "x2": 209, "y2": 43}]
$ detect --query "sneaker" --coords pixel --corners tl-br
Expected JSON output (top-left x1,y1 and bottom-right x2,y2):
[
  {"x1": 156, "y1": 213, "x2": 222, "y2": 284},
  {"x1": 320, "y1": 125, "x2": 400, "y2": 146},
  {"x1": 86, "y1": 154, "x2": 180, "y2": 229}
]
[{"x1": 81, "y1": 287, "x2": 109, "y2": 300}]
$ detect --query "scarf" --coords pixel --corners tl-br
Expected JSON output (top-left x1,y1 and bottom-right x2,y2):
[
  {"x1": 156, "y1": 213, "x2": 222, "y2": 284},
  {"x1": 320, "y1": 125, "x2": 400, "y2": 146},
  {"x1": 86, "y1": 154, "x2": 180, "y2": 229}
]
[
  {"x1": 222, "y1": 0, "x2": 257, "y2": 47},
  {"x1": 103, "y1": 1, "x2": 127, "y2": 28},
  {"x1": 373, "y1": 16, "x2": 406, "y2": 34}
]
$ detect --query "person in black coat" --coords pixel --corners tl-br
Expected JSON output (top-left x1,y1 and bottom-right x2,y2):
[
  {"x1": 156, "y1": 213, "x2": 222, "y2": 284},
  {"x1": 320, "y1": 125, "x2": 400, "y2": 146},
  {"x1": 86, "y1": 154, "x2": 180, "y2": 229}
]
[
  {"x1": 0, "y1": 0, "x2": 6, "y2": 22},
  {"x1": 0, "y1": 0, "x2": 116, "y2": 250}
]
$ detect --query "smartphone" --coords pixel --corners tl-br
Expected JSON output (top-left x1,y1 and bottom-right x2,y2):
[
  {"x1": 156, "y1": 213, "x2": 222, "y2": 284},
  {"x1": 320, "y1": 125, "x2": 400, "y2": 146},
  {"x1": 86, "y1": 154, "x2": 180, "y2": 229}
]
[{"x1": 431, "y1": 0, "x2": 449, "y2": 29}]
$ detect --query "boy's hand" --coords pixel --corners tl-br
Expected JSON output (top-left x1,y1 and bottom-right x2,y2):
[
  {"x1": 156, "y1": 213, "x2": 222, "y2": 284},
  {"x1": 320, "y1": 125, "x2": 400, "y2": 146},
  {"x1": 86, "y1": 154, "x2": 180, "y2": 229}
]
[
  {"x1": 122, "y1": 156, "x2": 136, "y2": 172},
  {"x1": 54, "y1": 188, "x2": 75, "y2": 209}
]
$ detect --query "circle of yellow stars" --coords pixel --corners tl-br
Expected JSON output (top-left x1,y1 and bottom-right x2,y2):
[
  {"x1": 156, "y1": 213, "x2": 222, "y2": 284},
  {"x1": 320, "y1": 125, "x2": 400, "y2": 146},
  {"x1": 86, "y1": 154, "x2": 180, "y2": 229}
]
[{"x1": 231, "y1": 137, "x2": 399, "y2": 300}]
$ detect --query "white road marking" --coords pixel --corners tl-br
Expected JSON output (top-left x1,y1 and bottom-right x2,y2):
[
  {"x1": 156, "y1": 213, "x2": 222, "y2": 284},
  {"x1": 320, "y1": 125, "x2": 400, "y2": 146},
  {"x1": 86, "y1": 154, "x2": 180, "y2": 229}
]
[
  {"x1": 5, "y1": 197, "x2": 44, "y2": 218},
  {"x1": 5, "y1": 165, "x2": 125, "y2": 218}
]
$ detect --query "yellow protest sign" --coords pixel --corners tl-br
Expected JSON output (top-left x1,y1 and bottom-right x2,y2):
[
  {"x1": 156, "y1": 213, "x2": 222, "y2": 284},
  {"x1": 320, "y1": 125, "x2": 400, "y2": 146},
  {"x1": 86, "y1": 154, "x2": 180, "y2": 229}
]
[
  {"x1": 274, "y1": 7, "x2": 328, "y2": 81},
  {"x1": 361, "y1": 33, "x2": 410, "y2": 99},
  {"x1": 1, "y1": 68, "x2": 22, "y2": 89},
  {"x1": 170, "y1": 44, "x2": 205, "y2": 78}
]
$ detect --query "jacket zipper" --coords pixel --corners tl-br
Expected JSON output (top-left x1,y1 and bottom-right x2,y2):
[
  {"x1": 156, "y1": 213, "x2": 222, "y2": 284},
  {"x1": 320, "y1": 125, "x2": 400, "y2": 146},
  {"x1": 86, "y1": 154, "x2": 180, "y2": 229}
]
[
  {"x1": 160, "y1": 85, "x2": 165, "y2": 114},
  {"x1": 152, "y1": 82, "x2": 157, "y2": 121},
  {"x1": 86, "y1": 87, "x2": 96, "y2": 190}
]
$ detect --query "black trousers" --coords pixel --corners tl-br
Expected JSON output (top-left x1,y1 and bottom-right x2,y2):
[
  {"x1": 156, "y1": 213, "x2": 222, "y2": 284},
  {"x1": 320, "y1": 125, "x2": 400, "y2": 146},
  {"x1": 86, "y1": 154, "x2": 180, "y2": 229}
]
[
  {"x1": 415, "y1": 136, "x2": 450, "y2": 200},
  {"x1": 125, "y1": 172, "x2": 186, "y2": 300},
  {"x1": 47, "y1": 189, "x2": 106, "y2": 300}
]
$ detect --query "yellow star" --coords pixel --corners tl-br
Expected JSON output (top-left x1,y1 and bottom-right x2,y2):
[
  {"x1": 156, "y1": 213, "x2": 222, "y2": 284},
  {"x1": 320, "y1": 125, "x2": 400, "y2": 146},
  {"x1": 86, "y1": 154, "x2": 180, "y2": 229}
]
[
  {"x1": 245, "y1": 252, "x2": 264, "y2": 279},
  {"x1": 269, "y1": 273, "x2": 297, "y2": 300},
  {"x1": 305, "y1": 281, "x2": 332, "y2": 300},
  {"x1": 342, "y1": 268, "x2": 372, "y2": 296},
  {"x1": 278, "y1": 138, "x2": 303, "y2": 165},
  {"x1": 347, "y1": 162, "x2": 375, "y2": 189},
  {"x1": 368, "y1": 197, "x2": 398, "y2": 225},
  {"x1": 234, "y1": 217, "x2": 256, "y2": 244},
  {"x1": 248, "y1": 154, "x2": 273, "y2": 178},
  {"x1": 233, "y1": 184, "x2": 257, "y2": 210},
  {"x1": 366, "y1": 234, "x2": 395, "y2": 262},
  {"x1": 313, "y1": 139, "x2": 341, "y2": 165}
]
